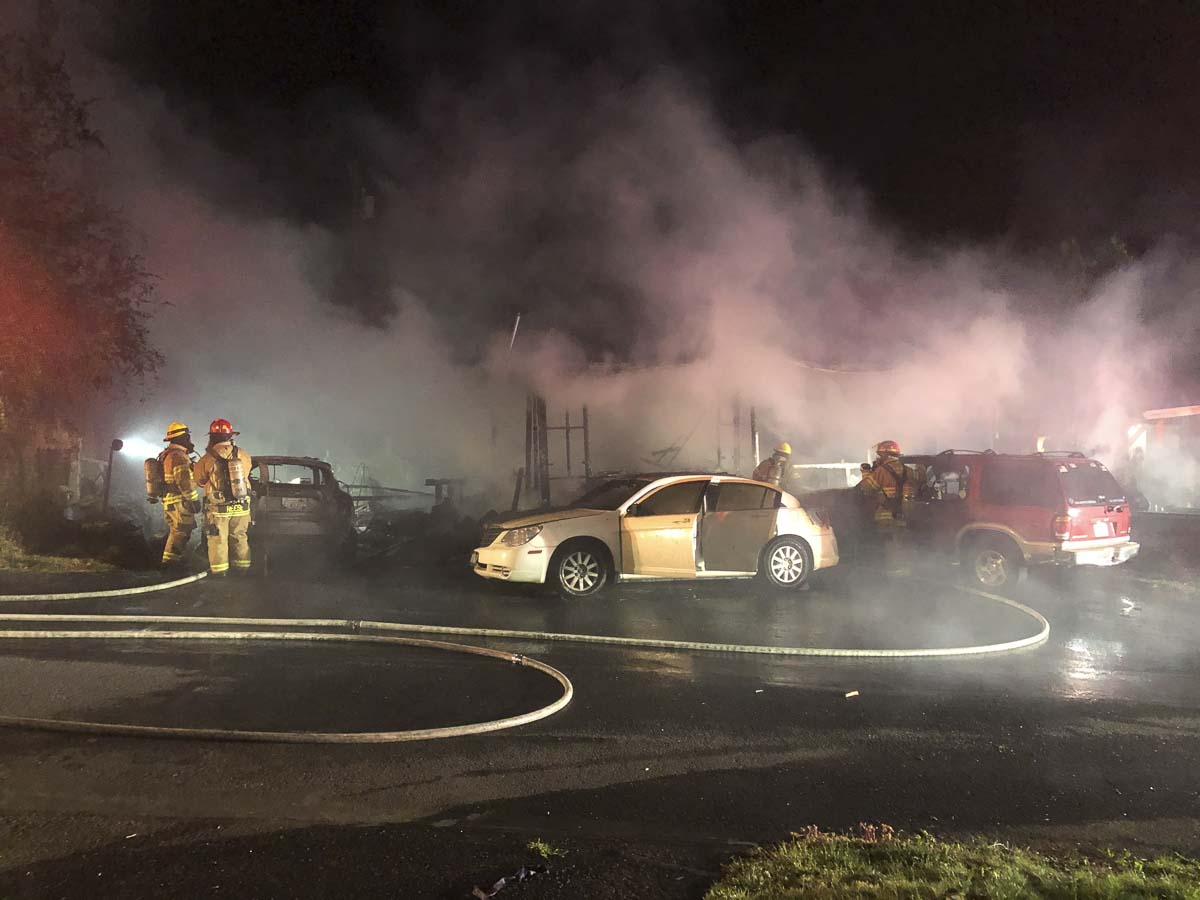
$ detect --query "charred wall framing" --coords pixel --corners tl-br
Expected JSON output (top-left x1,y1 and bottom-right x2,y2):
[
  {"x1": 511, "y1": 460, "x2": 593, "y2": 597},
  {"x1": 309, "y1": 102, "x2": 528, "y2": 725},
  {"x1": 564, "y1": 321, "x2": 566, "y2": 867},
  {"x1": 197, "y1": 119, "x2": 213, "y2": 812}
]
[
  {"x1": 524, "y1": 393, "x2": 591, "y2": 506},
  {"x1": 716, "y1": 395, "x2": 760, "y2": 474}
]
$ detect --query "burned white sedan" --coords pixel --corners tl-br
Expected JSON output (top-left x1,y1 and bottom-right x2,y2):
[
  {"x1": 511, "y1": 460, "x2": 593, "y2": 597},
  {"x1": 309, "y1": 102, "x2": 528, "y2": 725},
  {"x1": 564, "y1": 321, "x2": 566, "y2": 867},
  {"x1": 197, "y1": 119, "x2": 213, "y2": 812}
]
[{"x1": 471, "y1": 474, "x2": 838, "y2": 597}]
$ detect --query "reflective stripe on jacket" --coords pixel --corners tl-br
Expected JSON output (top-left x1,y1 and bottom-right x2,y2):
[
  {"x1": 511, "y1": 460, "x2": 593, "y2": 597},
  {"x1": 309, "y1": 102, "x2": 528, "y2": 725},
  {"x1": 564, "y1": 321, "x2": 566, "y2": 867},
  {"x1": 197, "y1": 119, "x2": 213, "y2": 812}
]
[
  {"x1": 193, "y1": 442, "x2": 254, "y2": 513},
  {"x1": 160, "y1": 444, "x2": 198, "y2": 504},
  {"x1": 860, "y1": 456, "x2": 914, "y2": 522},
  {"x1": 212, "y1": 500, "x2": 252, "y2": 518}
]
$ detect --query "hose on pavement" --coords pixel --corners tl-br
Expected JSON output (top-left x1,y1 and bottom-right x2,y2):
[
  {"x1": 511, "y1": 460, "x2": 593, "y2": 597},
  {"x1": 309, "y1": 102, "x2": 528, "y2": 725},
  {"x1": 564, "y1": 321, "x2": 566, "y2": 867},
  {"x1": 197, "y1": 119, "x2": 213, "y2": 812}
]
[
  {"x1": 0, "y1": 578, "x2": 1047, "y2": 742},
  {"x1": 0, "y1": 621, "x2": 571, "y2": 743}
]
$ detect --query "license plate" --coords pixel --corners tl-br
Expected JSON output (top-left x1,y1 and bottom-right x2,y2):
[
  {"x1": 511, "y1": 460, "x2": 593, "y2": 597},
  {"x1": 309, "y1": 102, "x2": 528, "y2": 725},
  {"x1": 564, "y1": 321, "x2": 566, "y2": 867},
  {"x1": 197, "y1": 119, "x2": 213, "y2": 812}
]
[
  {"x1": 1092, "y1": 521, "x2": 1111, "y2": 537},
  {"x1": 282, "y1": 497, "x2": 312, "y2": 511}
]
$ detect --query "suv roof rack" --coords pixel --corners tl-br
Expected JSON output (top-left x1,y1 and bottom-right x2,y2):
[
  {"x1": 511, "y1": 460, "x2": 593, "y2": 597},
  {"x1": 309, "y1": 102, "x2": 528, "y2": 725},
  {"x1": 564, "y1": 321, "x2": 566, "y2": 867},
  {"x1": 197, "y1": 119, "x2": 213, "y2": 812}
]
[{"x1": 931, "y1": 449, "x2": 1092, "y2": 460}]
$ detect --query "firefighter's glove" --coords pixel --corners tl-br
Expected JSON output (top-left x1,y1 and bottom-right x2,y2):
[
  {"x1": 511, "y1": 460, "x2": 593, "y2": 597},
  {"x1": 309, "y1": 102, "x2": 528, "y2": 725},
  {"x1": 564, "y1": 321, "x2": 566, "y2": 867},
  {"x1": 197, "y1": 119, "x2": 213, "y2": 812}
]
[{"x1": 207, "y1": 522, "x2": 220, "y2": 537}]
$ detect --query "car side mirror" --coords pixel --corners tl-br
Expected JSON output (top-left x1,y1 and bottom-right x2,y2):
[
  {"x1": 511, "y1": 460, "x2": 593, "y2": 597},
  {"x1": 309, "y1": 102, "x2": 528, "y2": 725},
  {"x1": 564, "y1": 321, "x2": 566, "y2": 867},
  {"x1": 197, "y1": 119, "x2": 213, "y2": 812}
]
[{"x1": 625, "y1": 503, "x2": 639, "y2": 517}]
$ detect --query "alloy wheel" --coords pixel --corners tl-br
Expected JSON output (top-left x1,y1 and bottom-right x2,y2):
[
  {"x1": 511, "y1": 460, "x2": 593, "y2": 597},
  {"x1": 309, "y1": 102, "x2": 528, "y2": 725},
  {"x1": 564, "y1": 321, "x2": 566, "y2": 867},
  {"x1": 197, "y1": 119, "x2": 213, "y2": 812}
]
[
  {"x1": 561, "y1": 550, "x2": 601, "y2": 594},
  {"x1": 769, "y1": 543, "x2": 807, "y2": 584}
]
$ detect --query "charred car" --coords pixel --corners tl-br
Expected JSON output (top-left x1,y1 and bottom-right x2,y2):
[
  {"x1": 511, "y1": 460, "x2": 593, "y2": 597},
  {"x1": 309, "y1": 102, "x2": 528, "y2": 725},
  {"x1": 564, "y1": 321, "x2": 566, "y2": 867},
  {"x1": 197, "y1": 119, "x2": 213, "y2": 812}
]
[{"x1": 248, "y1": 456, "x2": 357, "y2": 565}]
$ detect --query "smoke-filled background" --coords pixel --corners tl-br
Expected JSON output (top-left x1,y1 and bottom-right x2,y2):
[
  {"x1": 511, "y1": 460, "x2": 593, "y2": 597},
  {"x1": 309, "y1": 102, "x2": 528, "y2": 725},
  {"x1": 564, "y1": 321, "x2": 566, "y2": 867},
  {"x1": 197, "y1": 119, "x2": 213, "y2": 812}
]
[{"x1": 6, "y1": 1, "x2": 1200, "y2": 501}]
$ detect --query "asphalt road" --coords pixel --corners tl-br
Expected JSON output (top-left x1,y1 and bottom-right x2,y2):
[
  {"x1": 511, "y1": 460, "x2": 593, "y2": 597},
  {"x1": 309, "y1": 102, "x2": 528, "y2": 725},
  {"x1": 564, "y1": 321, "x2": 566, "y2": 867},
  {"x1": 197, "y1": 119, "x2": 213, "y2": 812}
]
[{"x1": 0, "y1": 556, "x2": 1197, "y2": 898}]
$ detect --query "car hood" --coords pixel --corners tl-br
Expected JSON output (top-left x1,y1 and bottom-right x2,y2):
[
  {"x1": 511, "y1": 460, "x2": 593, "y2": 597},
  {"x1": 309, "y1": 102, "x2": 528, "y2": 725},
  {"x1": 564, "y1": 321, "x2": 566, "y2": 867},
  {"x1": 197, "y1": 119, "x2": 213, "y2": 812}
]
[{"x1": 494, "y1": 508, "x2": 608, "y2": 529}]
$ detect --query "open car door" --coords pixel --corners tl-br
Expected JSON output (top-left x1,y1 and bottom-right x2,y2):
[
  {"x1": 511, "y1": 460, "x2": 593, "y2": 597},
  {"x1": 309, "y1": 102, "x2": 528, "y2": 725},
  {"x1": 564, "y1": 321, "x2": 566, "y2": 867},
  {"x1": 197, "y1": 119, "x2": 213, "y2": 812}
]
[
  {"x1": 699, "y1": 481, "x2": 780, "y2": 574},
  {"x1": 620, "y1": 479, "x2": 707, "y2": 577}
]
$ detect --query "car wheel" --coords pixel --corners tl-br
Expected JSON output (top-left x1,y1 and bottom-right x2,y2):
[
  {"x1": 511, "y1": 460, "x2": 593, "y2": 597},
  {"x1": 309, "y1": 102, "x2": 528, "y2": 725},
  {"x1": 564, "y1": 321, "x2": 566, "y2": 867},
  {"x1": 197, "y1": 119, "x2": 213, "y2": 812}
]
[
  {"x1": 759, "y1": 536, "x2": 813, "y2": 590},
  {"x1": 550, "y1": 541, "x2": 610, "y2": 599},
  {"x1": 964, "y1": 536, "x2": 1026, "y2": 592}
]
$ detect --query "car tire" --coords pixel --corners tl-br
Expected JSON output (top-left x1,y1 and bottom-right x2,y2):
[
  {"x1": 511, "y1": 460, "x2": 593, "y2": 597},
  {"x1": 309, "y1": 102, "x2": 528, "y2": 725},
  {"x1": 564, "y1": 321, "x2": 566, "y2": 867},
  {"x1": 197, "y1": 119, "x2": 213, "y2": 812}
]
[
  {"x1": 549, "y1": 540, "x2": 611, "y2": 599},
  {"x1": 962, "y1": 535, "x2": 1026, "y2": 593},
  {"x1": 758, "y1": 536, "x2": 813, "y2": 590}
]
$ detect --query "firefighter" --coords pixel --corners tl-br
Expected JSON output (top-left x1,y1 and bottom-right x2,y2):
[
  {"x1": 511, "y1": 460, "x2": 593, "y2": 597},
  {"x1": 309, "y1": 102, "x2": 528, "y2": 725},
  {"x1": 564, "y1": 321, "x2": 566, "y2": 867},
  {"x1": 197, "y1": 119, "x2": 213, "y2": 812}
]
[
  {"x1": 752, "y1": 442, "x2": 792, "y2": 486},
  {"x1": 858, "y1": 439, "x2": 912, "y2": 524},
  {"x1": 157, "y1": 422, "x2": 199, "y2": 568},
  {"x1": 193, "y1": 418, "x2": 254, "y2": 576}
]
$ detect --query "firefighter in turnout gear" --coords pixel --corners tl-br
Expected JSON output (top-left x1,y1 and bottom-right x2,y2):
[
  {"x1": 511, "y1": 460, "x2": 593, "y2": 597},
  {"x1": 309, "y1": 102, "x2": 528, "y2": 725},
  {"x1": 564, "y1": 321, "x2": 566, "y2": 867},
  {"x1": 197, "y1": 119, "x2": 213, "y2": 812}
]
[
  {"x1": 858, "y1": 439, "x2": 913, "y2": 525},
  {"x1": 752, "y1": 442, "x2": 792, "y2": 486},
  {"x1": 157, "y1": 422, "x2": 199, "y2": 567},
  {"x1": 193, "y1": 418, "x2": 254, "y2": 576}
]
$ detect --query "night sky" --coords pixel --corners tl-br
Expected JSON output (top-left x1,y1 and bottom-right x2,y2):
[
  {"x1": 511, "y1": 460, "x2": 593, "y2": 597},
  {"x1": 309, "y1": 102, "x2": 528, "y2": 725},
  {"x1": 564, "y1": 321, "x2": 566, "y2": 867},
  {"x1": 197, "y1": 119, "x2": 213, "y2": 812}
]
[
  {"x1": 103, "y1": 2, "x2": 1199, "y2": 235},
  {"x1": 85, "y1": 1, "x2": 1200, "y2": 366}
]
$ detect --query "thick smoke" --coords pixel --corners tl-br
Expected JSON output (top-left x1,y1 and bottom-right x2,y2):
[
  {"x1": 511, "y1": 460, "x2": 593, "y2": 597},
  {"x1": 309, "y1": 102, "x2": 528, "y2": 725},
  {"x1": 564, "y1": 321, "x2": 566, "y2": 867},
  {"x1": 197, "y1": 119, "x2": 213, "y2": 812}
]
[{"x1": 26, "y1": 3, "x2": 1200, "y2": 505}]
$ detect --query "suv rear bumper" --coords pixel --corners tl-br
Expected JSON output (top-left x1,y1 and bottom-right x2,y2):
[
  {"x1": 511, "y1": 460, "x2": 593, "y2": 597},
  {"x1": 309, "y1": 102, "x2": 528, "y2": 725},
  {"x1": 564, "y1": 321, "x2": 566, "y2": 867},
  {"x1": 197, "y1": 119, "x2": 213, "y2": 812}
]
[{"x1": 1052, "y1": 541, "x2": 1140, "y2": 568}]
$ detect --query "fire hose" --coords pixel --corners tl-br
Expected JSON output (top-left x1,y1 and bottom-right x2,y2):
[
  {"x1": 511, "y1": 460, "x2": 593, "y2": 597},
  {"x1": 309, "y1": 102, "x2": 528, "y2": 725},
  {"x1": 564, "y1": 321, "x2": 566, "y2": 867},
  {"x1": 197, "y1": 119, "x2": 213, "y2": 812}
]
[
  {"x1": 0, "y1": 579, "x2": 1047, "y2": 742},
  {"x1": 0, "y1": 617, "x2": 572, "y2": 743},
  {"x1": 0, "y1": 570, "x2": 207, "y2": 602}
]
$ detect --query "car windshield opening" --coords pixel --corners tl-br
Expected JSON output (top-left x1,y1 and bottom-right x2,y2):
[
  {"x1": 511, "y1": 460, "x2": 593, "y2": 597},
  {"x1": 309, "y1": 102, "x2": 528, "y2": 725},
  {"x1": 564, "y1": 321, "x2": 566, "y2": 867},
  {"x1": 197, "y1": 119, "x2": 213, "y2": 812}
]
[
  {"x1": 1060, "y1": 462, "x2": 1126, "y2": 506},
  {"x1": 568, "y1": 478, "x2": 651, "y2": 510}
]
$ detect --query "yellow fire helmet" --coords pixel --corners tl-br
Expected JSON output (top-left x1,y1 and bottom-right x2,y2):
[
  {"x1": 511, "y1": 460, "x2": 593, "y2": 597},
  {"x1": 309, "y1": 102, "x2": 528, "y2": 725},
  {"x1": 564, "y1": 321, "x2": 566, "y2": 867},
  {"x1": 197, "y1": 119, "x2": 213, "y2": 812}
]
[
  {"x1": 775, "y1": 442, "x2": 793, "y2": 456},
  {"x1": 164, "y1": 421, "x2": 190, "y2": 441}
]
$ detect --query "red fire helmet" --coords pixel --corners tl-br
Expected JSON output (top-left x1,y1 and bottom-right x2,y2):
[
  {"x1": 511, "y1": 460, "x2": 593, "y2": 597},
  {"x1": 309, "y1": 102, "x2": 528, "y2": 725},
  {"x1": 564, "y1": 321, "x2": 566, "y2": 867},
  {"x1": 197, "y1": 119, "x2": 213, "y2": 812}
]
[
  {"x1": 875, "y1": 439, "x2": 901, "y2": 457},
  {"x1": 209, "y1": 418, "x2": 238, "y2": 437}
]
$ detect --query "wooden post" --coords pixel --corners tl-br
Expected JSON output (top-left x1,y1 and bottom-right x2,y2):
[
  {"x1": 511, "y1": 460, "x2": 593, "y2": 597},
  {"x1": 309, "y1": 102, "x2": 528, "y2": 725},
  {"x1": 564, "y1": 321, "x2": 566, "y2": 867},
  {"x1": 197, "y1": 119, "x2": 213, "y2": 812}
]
[
  {"x1": 732, "y1": 395, "x2": 742, "y2": 474},
  {"x1": 511, "y1": 467, "x2": 524, "y2": 512},
  {"x1": 524, "y1": 395, "x2": 533, "y2": 487},
  {"x1": 564, "y1": 410, "x2": 572, "y2": 476},
  {"x1": 582, "y1": 405, "x2": 591, "y2": 479},
  {"x1": 102, "y1": 439, "x2": 122, "y2": 514},
  {"x1": 537, "y1": 396, "x2": 551, "y2": 506},
  {"x1": 749, "y1": 405, "x2": 759, "y2": 466}
]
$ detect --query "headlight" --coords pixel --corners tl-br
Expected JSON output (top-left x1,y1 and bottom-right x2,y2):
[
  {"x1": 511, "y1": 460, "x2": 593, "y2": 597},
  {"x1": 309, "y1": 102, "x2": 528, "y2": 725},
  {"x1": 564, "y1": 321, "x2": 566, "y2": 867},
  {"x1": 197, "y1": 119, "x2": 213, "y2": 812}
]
[{"x1": 501, "y1": 525, "x2": 543, "y2": 546}]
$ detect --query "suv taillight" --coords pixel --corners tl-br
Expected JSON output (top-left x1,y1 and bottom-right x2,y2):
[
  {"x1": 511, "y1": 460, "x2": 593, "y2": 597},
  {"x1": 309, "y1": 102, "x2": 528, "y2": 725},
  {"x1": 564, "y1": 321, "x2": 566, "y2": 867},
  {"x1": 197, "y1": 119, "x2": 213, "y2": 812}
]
[{"x1": 1053, "y1": 515, "x2": 1071, "y2": 541}]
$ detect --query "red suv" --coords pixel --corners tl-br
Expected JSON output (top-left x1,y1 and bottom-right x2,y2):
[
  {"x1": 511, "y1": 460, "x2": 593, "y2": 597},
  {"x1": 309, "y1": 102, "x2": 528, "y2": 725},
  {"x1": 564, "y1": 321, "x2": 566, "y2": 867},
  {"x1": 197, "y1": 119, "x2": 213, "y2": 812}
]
[{"x1": 901, "y1": 450, "x2": 1139, "y2": 590}]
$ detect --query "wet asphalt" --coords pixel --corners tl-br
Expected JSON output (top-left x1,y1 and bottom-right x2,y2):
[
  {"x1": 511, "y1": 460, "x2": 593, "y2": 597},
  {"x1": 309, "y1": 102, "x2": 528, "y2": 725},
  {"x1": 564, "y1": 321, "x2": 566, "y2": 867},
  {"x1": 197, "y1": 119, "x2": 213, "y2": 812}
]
[{"x1": 0, "y1": 552, "x2": 1197, "y2": 898}]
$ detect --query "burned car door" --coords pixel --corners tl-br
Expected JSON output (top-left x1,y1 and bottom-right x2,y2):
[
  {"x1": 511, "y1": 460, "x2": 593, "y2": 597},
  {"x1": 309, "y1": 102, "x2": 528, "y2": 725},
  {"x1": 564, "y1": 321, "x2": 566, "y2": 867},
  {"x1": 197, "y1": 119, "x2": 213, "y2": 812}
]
[{"x1": 700, "y1": 482, "x2": 779, "y2": 574}]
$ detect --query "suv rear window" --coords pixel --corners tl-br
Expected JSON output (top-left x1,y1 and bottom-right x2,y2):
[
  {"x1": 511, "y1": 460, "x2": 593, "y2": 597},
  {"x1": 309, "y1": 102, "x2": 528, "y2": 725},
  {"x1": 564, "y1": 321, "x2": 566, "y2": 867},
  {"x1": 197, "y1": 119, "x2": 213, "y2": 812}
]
[
  {"x1": 979, "y1": 460, "x2": 1061, "y2": 507},
  {"x1": 1058, "y1": 461, "x2": 1126, "y2": 506}
]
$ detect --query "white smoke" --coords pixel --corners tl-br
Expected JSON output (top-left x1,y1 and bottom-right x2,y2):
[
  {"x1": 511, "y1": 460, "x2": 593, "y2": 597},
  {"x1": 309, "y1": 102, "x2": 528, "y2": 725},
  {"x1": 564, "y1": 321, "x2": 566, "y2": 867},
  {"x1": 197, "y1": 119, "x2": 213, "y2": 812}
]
[{"x1": 26, "y1": 3, "x2": 1199, "y2": 506}]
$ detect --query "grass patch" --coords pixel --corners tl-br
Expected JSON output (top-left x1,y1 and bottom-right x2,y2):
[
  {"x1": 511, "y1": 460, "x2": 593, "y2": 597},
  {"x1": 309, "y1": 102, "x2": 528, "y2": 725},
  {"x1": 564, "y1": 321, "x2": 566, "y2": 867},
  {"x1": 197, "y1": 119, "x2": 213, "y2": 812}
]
[
  {"x1": 706, "y1": 825, "x2": 1200, "y2": 899},
  {"x1": 0, "y1": 526, "x2": 115, "y2": 574},
  {"x1": 527, "y1": 837, "x2": 567, "y2": 860}
]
